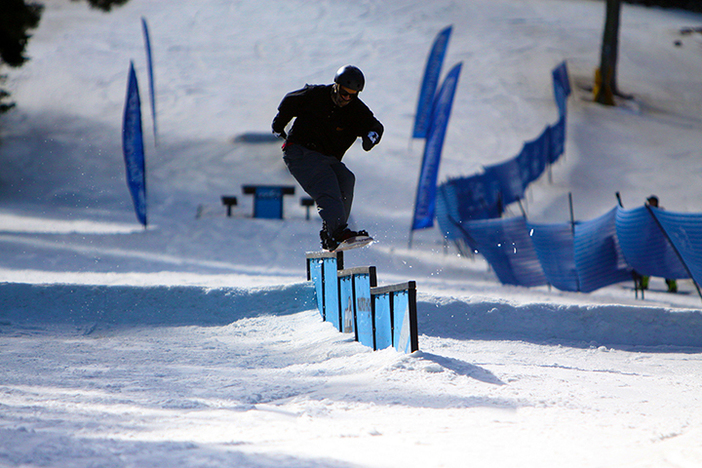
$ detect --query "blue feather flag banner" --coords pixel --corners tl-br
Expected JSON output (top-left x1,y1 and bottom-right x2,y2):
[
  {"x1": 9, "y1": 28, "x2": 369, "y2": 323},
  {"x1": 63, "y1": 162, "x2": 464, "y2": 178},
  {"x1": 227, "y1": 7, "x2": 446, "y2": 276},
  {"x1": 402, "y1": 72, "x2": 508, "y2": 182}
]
[
  {"x1": 412, "y1": 26, "x2": 452, "y2": 139},
  {"x1": 141, "y1": 17, "x2": 157, "y2": 146},
  {"x1": 411, "y1": 62, "x2": 462, "y2": 231},
  {"x1": 122, "y1": 62, "x2": 147, "y2": 227}
]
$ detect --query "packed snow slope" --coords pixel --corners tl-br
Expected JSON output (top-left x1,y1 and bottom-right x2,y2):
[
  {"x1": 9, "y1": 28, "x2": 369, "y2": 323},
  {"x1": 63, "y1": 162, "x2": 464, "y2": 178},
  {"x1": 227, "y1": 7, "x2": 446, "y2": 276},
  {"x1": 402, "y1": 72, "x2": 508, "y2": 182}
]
[{"x1": 1, "y1": 0, "x2": 702, "y2": 467}]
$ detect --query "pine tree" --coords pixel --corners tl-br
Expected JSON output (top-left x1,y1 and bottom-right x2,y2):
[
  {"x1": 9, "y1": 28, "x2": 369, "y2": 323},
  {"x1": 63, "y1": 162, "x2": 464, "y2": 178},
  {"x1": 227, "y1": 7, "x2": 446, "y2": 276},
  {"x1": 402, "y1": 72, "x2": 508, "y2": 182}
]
[
  {"x1": 0, "y1": 0, "x2": 43, "y2": 113},
  {"x1": 0, "y1": 0, "x2": 43, "y2": 68},
  {"x1": 82, "y1": 0, "x2": 131, "y2": 12},
  {"x1": 0, "y1": 0, "x2": 130, "y2": 113}
]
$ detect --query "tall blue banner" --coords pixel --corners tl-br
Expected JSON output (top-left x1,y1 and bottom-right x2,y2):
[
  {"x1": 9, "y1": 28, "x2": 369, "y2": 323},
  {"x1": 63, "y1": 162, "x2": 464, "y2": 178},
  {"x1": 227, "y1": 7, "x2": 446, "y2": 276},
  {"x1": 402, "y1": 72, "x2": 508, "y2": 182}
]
[
  {"x1": 141, "y1": 17, "x2": 157, "y2": 146},
  {"x1": 122, "y1": 61, "x2": 147, "y2": 227},
  {"x1": 412, "y1": 26, "x2": 452, "y2": 139},
  {"x1": 411, "y1": 62, "x2": 462, "y2": 231}
]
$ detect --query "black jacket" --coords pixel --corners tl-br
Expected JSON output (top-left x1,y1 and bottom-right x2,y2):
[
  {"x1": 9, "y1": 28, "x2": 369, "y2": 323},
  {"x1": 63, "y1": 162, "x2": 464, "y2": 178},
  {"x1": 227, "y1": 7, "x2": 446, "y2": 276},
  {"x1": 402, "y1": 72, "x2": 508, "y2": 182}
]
[{"x1": 272, "y1": 84, "x2": 383, "y2": 160}]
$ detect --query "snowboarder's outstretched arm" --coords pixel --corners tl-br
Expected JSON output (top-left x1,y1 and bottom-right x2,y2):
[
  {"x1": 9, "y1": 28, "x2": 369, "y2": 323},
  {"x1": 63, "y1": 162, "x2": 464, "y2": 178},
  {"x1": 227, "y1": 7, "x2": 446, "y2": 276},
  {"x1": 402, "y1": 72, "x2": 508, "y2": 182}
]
[{"x1": 271, "y1": 85, "x2": 311, "y2": 139}]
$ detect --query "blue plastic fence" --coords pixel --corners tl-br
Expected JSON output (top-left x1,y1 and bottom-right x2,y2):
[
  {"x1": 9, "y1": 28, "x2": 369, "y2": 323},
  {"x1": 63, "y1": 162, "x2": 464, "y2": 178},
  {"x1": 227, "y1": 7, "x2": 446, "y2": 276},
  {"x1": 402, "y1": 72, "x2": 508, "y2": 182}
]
[
  {"x1": 647, "y1": 207, "x2": 702, "y2": 289},
  {"x1": 451, "y1": 208, "x2": 632, "y2": 292},
  {"x1": 528, "y1": 221, "x2": 578, "y2": 291},
  {"x1": 615, "y1": 206, "x2": 688, "y2": 279},
  {"x1": 573, "y1": 207, "x2": 632, "y2": 292},
  {"x1": 436, "y1": 62, "x2": 571, "y2": 239},
  {"x1": 461, "y1": 216, "x2": 547, "y2": 287},
  {"x1": 449, "y1": 205, "x2": 702, "y2": 296}
]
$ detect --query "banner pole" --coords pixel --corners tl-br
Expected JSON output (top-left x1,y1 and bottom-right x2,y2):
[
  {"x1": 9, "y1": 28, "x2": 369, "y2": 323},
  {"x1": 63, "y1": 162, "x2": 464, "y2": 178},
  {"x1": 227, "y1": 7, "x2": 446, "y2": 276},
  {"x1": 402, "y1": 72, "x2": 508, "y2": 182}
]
[{"x1": 141, "y1": 17, "x2": 157, "y2": 147}]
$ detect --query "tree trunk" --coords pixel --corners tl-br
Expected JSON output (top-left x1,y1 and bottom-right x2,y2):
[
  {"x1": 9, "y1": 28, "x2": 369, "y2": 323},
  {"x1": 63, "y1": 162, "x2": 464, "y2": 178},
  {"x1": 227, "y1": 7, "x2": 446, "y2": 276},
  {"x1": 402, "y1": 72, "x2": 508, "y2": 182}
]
[{"x1": 594, "y1": 0, "x2": 621, "y2": 106}]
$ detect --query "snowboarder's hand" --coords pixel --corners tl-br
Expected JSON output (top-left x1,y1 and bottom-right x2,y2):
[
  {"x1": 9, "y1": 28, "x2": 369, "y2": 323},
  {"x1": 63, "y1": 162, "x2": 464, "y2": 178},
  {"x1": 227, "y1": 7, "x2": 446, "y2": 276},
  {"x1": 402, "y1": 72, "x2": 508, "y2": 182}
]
[{"x1": 362, "y1": 131, "x2": 380, "y2": 151}]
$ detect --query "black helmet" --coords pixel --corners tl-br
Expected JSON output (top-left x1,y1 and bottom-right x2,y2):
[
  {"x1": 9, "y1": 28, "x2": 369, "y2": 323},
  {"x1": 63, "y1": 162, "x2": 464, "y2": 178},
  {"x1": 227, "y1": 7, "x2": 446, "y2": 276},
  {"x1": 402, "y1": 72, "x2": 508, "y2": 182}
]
[{"x1": 334, "y1": 65, "x2": 365, "y2": 92}]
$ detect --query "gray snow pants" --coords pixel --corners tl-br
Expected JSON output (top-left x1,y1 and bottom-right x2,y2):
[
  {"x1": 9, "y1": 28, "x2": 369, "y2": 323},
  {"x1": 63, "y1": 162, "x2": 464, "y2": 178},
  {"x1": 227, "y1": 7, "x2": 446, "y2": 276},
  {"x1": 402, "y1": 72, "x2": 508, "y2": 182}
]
[{"x1": 283, "y1": 143, "x2": 355, "y2": 235}]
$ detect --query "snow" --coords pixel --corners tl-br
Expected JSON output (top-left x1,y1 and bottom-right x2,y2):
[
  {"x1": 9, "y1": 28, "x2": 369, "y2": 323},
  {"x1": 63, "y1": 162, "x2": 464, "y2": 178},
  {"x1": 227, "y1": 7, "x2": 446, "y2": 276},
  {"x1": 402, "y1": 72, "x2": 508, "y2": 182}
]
[{"x1": 1, "y1": 0, "x2": 702, "y2": 466}]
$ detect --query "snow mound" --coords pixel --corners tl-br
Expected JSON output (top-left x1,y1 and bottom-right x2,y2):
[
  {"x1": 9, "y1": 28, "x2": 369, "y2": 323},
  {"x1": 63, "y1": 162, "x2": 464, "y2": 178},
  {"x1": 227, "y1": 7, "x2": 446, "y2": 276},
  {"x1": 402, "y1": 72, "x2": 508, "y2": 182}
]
[
  {"x1": 418, "y1": 295, "x2": 702, "y2": 348},
  {"x1": 4, "y1": 280, "x2": 702, "y2": 348},
  {"x1": 0, "y1": 281, "x2": 315, "y2": 328}
]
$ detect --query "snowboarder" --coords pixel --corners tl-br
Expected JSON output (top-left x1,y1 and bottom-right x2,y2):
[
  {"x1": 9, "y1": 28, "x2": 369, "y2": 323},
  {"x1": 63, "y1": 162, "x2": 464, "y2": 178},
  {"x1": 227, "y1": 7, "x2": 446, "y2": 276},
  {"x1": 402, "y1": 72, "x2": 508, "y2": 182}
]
[
  {"x1": 272, "y1": 65, "x2": 384, "y2": 251},
  {"x1": 640, "y1": 195, "x2": 678, "y2": 293}
]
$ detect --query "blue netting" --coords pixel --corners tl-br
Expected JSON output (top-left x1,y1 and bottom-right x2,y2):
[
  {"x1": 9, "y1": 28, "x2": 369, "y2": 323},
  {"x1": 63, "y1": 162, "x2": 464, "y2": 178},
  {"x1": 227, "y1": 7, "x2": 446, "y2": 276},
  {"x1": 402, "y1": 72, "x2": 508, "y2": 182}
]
[
  {"x1": 528, "y1": 222, "x2": 579, "y2": 291},
  {"x1": 516, "y1": 128, "x2": 550, "y2": 188},
  {"x1": 483, "y1": 158, "x2": 524, "y2": 206},
  {"x1": 574, "y1": 207, "x2": 632, "y2": 292},
  {"x1": 615, "y1": 206, "x2": 689, "y2": 279},
  {"x1": 435, "y1": 183, "x2": 462, "y2": 240},
  {"x1": 436, "y1": 175, "x2": 502, "y2": 244},
  {"x1": 465, "y1": 216, "x2": 547, "y2": 287},
  {"x1": 650, "y1": 207, "x2": 702, "y2": 286},
  {"x1": 552, "y1": 61, "x2": 572, "y2": 99},
  {"x1": 427, "y1": 63, "x2": 570, "y2": 239},
  {"x1": 452, "y1": 174, "x2": 502, "y2": 220},
  {"x1": 549, "y1": 117, "x2": 566, "y2": 163}
]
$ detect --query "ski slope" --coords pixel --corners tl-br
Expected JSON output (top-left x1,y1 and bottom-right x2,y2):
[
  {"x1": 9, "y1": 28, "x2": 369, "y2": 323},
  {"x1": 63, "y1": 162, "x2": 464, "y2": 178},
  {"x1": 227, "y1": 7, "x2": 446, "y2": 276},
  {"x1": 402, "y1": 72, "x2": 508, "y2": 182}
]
[{"x1": 1, "y1": 0, "x2": 702, "y2": 466}]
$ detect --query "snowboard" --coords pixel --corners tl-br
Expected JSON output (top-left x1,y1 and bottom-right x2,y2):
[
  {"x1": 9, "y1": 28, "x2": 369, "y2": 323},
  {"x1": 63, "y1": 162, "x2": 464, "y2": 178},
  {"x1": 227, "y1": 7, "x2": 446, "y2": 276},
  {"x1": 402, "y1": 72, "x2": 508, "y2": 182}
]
[{"x1": 332, "y1": 235, "x2": 374, "y2": 252}]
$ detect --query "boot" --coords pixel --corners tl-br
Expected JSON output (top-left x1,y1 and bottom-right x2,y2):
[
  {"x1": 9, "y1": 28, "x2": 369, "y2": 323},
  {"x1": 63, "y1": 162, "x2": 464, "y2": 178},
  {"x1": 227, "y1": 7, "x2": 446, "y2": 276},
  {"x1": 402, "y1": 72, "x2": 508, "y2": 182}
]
[
  {"x1": 640, "y1": 275, "x2": 650, "y2": 290},
  {"x1": 666, "y1": 279, "x2": 678, "y2": 293},
  {"x1": 319, "y1": 224, "x2": 336, "y2": 251},
  {"x1": 320, "y1": 223, "x2": 370, "y2": 251},
  {"x1": 332, "y1": 225, "x2": 369, "y2": 243}
]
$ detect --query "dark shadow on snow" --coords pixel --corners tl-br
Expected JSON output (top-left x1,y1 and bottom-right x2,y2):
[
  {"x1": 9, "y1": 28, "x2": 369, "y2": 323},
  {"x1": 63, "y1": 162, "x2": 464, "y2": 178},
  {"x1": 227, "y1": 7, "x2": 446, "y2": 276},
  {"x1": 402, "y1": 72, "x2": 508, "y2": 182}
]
[
  {"x1": 0, "y1": 427, "x2": 362, "y2": 468},
  {"x1": 414, "y1": 351, "x2": 506, "y2": 385}
]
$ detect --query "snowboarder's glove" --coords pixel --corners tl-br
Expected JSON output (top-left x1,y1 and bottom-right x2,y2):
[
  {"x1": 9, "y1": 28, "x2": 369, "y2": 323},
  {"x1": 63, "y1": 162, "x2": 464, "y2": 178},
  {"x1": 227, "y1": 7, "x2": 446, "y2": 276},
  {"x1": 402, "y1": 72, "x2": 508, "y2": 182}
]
[
  {"x1": 273, "y1": 130, "x2": 287, "y2": 140},
  {"x1": 362, "y1": 131, "x2": 380, "y2": 151}
]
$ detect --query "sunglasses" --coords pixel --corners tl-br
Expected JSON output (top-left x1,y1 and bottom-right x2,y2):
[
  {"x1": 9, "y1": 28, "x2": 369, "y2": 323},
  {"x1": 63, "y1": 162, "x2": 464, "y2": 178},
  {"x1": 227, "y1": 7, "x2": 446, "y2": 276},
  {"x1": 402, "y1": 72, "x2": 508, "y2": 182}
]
[{"x1": 338, "y1": 85, "x2": 358, "y2": 99}]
